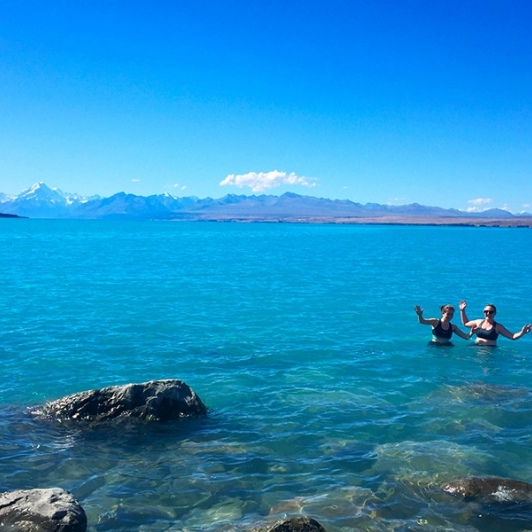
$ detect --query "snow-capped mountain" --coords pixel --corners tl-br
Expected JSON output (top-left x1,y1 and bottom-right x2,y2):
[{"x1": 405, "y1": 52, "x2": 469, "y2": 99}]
[
  {"x1": 1, "y1": 183, "x2": 101, "y2": 218},
  {"x1": 0, "y1": 192, "x2": 15, "y2": 203},
  {"x1": 17, "y1": 182, "x2": 64, "y2": 201},
  {"x1": 0, "y1": 182, "x2": 528, "y2": 221}
]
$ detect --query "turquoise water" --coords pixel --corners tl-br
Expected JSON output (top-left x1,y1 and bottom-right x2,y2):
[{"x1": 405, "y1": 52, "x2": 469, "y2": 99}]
[{"x1": 1, "y1": 220, "x2": 532, "y2": 531}]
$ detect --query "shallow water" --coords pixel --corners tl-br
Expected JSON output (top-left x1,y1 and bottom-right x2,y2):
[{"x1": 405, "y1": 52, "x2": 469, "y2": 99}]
[{"x1": 1, "y1": 220, "x2": 532, "y2": 530}]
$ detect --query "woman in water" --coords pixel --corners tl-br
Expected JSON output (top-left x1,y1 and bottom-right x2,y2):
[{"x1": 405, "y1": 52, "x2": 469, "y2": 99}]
[
  {"x1": 414, "y1": 304, "x2": 474, "y2": 344},
  {"x1": 459, "y1": 301, "x2": 532, "y2": 346}
]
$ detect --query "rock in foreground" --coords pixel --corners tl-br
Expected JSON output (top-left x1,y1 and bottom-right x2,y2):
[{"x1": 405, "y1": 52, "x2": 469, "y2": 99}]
[
  {"x1": 34, "y1": 379, "x2": 207, "y2": 423},
  {"x1": 254, "y1": 516, "x2": 327, "y2": 532},
  {"x1": 0, "y1": 487, "x2": 87, "y2": 531}
]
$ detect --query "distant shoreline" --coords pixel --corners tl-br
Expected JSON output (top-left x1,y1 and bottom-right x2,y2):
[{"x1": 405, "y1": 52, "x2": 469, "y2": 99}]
[
  {"x1": 2, "y1": 213, "x2": 531, "y2": 227},
  {"x1": 166, "y1": 215, "x2": 532, "y2": 227},
  {"x1": 324, "y1": 216, "x2": 532, "y2": 227}
]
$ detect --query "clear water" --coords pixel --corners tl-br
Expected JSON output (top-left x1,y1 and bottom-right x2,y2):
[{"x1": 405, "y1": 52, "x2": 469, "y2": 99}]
[{"x1": 1, "y1": 220, "x2": 532, "y2": 531}]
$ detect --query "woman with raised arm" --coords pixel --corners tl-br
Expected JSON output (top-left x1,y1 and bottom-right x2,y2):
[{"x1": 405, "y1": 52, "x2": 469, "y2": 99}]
[
  {"x1": 414, "y1": 304, "x2": 474, "y2": 345},
  {"x1": 459, "y1": 300, "x2": 532, "y2": 346}
]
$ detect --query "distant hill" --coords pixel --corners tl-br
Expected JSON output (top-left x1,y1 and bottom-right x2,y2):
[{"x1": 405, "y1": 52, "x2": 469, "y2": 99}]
[
  {"x1": 0, "y1": 183, "x2": 530, "y2": 226},
  {"x1": 0, "y1": 212, "x2": 26, "y2": 218}
]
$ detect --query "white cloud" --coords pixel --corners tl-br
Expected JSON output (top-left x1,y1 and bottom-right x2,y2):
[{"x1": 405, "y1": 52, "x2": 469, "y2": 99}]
[
  {"x1": 165, "y1": 183, "x2": 187, "y2": 193},
  {"x1": 466, "y1": 197, "x2": 492, "y2": 212},
  {"x1": 387, "y1": 197, "x2": 407, "y2": 205},
  {"x1": 131, "y1": 178, "x2": 141, "y2": 183},
  {"x1": 468, "y1": 197, "x2": 492, "y2": 205},
  {"x1": 219, "y1": 170, "x2": 317, "y2": 192}
]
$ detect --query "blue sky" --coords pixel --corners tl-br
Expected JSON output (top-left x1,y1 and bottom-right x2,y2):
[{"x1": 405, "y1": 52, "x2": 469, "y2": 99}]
[{"x1": 1, "y1": 1, "x2": 531, "y2": 212}]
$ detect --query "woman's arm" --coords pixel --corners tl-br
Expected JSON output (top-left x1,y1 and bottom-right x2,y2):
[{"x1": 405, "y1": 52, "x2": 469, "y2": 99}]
[
  {"x1": 452, "y1": 324, "x2": 475, "y2": 340},
  {"x1": 497, "y1": 323, "x2": 532, "y2": 341},
  {"x1": 414, "y1": 306, "x2": 438, "y2": 326},
  {"x1": 459, "y1": 300, "x2": 470, "y2": 326}
]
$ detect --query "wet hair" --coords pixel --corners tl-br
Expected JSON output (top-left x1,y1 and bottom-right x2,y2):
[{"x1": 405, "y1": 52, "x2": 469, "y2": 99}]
[
  {"x1": 440, "y1": 304, "x2": 455, "y2": 313},
  {"x1": 484, "y1": 303, "x2": 497, "y2": 313}
]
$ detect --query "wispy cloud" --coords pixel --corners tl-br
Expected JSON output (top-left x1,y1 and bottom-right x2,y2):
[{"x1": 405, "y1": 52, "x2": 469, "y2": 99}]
[
  {"x1": 131, "y1": 178, "x2": 141, "y2": 183},
  {"x1": 170, "y1": 183, "x2": 187, "y2": 191},
  {"x1": 220, "y1": 170, "x2": 317, "y2": 192},
  {"x1": 387, "y1": 196, "x2": 408, "y2": 205},
  {"x1": 164, "y1": 183, "x2": 187, "y2": 194},
  {"x1": 466, "y1": 197, "x2": 492, "y2": 212}
]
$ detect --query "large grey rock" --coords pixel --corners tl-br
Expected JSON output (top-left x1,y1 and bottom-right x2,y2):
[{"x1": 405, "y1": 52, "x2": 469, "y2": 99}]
[
  {"x1": 253, "y1": 516, "x2": 327, "y2": 532},
  {"x1": 33, "y1": 379, "x2": 207, "y2": 423},
  {"x1": 0, "y1": 488, "x2": 87, "y2": 531},
  {"x1": 443, "y1": 476, "x2": 532, "y2": 503}
]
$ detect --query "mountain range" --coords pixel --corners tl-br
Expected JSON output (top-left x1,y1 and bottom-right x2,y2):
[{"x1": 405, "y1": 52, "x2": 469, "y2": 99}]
[{"x1": 1, "y1": 183, "x2": 530, "y2": 224}]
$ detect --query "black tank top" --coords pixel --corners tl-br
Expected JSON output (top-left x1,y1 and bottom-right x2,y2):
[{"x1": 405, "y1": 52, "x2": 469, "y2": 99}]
[
  {"x1": 432, "y1": 320, "x2": 453, "y2": 339},
  {"x1": 476, "y1": 321, "x2": 499, "y2": 341}
]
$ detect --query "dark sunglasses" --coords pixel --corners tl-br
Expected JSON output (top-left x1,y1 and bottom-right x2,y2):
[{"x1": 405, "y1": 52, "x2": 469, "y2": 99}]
[{"x1": 484, "y1": 310, "x2": 495, "y2": 315}]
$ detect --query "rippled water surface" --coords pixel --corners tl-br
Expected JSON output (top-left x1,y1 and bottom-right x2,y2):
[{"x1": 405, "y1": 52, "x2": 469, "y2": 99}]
[{"x1": 1, "y1": 220, "x2": 532, "y2": 531}]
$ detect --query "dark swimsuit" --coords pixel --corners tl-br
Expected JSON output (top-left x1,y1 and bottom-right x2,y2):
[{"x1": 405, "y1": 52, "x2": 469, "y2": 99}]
[
  {"x1": 432, "y1": 320, "x2": 453, "y2": 340},
  {"x1": 475, "y1": 321, "x2": 499, "y2": 341}
]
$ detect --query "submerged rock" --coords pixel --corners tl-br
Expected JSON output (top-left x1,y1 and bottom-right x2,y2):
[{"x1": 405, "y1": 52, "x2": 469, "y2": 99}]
[
  {"x1": 32, "y1": 379, "x2": 207, "y2": 423},
  {"x1": 434, "y1": 382, "x2": 531, "y2": 403},
  {"x1": 253, "y1": 516, "x2": 328, "y2": 532},
  {"x1": 443, "y1": 476, "x2": 532, "y2": 503},
  {"x1": 0, "y1": 487, "x2": 87, "y2": 531}
]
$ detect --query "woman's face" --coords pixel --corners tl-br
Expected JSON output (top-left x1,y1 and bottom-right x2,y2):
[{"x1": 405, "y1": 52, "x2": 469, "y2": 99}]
[
  {"x1": 483, "y1": 306, "x2": 496, "y2": 319},
  {"x1": 442, "y1": 307, "x2": 455, "y2": 319}
]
